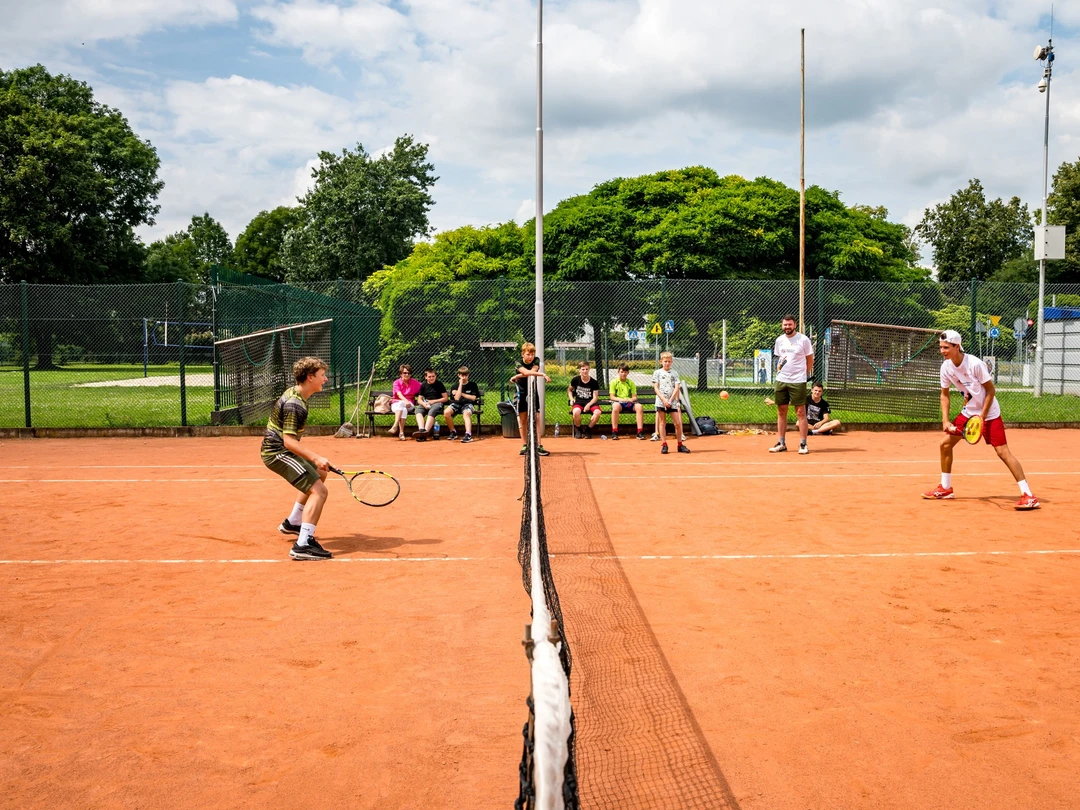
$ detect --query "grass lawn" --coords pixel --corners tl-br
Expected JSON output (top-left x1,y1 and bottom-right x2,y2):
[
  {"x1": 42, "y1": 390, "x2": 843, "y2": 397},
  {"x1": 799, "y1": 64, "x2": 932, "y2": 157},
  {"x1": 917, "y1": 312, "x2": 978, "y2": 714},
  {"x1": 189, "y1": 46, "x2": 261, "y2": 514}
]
[{"x1": 1, "y1": 365, "x2": 1076, "y2": 429}]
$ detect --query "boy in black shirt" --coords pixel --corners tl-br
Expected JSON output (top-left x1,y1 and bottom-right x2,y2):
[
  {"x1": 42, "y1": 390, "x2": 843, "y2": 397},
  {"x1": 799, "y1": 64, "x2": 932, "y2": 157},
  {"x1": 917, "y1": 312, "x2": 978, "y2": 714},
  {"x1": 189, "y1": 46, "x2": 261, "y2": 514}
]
[
  {"x1": 806, "y1": 382, "x2": 842, "y2": 435},
  {"x1": 416, "y1": 368, "x2": 449, "y2": 438},
  {"x1": 567, "y1": 360, "x2": 602, "y2": 438},
  {"x1": 445, "y1": 365, "x2": 480, "y2": 442},
  {"x1": 512, "y1": 341, "x2": 550, "y2": 456}
]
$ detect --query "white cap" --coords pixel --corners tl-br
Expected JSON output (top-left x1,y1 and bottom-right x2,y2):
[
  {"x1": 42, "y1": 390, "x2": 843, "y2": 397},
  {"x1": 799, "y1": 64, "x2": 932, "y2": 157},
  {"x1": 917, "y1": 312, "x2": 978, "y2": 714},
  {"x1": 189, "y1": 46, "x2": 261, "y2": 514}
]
[{"x1": 941, "y1": 329, "x2": 963, "y2": 346}]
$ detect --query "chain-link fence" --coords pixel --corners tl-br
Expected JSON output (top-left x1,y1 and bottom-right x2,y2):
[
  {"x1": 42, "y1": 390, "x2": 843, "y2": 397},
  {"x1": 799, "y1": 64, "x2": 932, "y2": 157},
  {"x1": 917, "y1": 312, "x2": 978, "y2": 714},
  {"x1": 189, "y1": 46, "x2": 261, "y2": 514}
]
[{"x1": 1, "y1": 277, "x2": 1077, "y2": 428}]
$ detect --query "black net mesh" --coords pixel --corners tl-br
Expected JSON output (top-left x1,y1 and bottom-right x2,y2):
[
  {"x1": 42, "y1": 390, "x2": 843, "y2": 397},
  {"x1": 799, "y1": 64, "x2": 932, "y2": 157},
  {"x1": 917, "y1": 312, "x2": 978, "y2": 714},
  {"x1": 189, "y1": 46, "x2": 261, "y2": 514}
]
[
  {"x1": 826, "y1": 320, "x2": 944, "y2": 421},
  {"x1": 214, "y1": 319, "x2": 333, "y2": 425}
]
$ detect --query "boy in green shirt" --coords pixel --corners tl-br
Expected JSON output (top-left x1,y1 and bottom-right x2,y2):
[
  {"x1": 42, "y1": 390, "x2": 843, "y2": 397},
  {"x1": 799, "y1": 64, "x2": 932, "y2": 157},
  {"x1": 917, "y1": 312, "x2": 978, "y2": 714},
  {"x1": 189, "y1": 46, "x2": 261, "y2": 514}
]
[{"x1": 609, "y1": 363, "x2": 645, "y2": 440}]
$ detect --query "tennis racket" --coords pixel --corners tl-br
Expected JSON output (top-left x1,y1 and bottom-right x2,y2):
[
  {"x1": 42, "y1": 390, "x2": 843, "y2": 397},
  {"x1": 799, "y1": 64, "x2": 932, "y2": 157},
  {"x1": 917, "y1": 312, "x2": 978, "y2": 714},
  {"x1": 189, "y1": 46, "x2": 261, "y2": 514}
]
[
  {"x1": 963, "y1": 416, "x2": 983, "y2": 445},
  {"x1": 329, "y1": 466, "x2": 400, "y2": 506}
]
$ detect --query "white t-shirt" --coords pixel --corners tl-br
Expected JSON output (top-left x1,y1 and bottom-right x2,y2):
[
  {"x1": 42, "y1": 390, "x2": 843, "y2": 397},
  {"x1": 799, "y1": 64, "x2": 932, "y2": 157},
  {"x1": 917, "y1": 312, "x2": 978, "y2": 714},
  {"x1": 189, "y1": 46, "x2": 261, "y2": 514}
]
[
  {"x1": 773, "y1": 332, "x2": 814, "y2": 384},
  {"x1": 651, "y1": 367, "x2": 680, "y2": 401},
  {"x1": 940, "y1": 354, "x2": 1001, "y2": 420}
]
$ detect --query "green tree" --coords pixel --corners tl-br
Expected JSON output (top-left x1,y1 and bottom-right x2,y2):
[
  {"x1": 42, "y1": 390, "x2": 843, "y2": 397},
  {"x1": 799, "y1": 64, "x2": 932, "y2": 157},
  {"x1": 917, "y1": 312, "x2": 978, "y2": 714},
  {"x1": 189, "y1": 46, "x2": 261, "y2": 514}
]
[
  {"x1": 143, "y1": 213, "x2": 232, "y2": 283},
  {"x1": 0, "y1": 65, "x2": 162, "y2": 286},
  {"x1": 915, "y1": 179, "x2": 1032, "y2": 281},
  {"x1": 283, "y1": 136, "x2": 437, "y2": 283},
  {"x1": 1041, "y1": 159, "x2": 1080, "y2": 283},
  {"x1": 232, "y1": 206, "x2": 300, "y2": 281}
]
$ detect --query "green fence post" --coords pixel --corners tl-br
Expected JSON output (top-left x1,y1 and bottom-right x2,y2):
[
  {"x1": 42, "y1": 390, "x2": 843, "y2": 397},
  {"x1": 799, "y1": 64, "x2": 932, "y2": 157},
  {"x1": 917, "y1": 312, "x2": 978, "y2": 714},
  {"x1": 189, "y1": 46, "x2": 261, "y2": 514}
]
[
  {"x1": 498, "y1": 275, "x2": 506, "y2": 342},
  {"x1": 969, "y1": 279, "x2": 978, "y2": 349},
  {"x1": 212, "y1": 279, "x2": 221, "y2": 413},
  {"x1": 817, "y1": 276, "x2": 825, "y2": 360},
  {"x1": 20, "y1": 281, "x2": 31, "y2": 428},
  {"x1": 336, "y1": 318, "x2": 345, "y2": 425},
  {"x1": 177, "y1": 280, "x2": 187, "y2": 426}
]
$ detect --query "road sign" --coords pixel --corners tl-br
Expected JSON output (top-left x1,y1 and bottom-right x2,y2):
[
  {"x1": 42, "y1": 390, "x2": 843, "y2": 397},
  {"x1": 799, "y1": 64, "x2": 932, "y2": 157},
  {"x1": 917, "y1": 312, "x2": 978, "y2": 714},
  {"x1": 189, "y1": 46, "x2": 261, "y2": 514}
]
[
  {"x1": 1013, "y1": 330, "x2": 1023, "y2": 340},
  {"x1": 650, "y1": 322, "x2": 663, "y2": 335},
  {"x1": 664, "y1": 319, "x2": 675, "y2": 333},
  {"x1": 988, "y1": 315, "x2": 1001, "y2": 326},
  {"x1": 988, "y1": 326, "x2": 1000, "y2": 339},
  {"x1": 1013, "y1": 317, "x2": 1026, "y2": 336},
  {"x1": 975, "y1": 320, "x2": 986, "y2": 333}
]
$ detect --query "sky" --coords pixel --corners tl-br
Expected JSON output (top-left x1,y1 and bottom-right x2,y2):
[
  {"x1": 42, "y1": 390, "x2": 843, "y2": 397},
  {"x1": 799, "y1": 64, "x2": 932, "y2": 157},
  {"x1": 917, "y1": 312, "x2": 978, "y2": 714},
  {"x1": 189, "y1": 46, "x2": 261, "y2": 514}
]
[{"x1": 1, "y1": 0, "x2": 1074, "y2": 262}]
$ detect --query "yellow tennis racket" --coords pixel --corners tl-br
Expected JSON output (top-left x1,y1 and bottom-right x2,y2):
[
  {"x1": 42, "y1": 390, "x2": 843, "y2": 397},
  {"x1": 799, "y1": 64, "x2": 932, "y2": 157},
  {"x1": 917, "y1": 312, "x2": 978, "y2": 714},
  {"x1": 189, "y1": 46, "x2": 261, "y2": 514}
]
[
  {"x1": 963, "y1": 416, "x2": 983, "y2": 445},
  {"x1": 329, "y1": 467, "x2": 400, "y2": 506}
]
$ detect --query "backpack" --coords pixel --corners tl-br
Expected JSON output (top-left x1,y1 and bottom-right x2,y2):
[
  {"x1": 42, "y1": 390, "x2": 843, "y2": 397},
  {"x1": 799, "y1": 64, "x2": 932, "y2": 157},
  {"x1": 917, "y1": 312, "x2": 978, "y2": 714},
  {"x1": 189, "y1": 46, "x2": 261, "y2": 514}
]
[
  {"x1": 373, "y1": 394, "x2": 393, "y2": 414},
  {"x1": 696, "y1": 415, "x2": 720, "y2": 435}
]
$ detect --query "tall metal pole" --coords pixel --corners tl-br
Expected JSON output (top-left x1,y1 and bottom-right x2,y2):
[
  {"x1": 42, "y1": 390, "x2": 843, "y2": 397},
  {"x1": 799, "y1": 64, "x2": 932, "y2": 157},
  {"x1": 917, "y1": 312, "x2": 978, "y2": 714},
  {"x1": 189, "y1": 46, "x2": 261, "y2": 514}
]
[
  {"x1": 799, "y1": 29, "x2": 806, "y2": 332},
  {"x1": 1035, "y1": 37, "x2": 1053, "y2": 397},
  {"x1": 535, "y1": 0, "x2": 545, "y2": 377}
]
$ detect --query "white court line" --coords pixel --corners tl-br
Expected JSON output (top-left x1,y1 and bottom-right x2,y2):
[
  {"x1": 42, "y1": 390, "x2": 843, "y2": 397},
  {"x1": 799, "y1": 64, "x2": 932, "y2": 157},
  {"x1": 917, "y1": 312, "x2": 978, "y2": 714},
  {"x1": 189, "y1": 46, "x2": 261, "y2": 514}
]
[
  {"x1": 0, "y1": 463, "x2": 515, "y2": 469},
  {"x1": 0, "y1": 477, "x2": 516, "y2": 483},
  {"x1": 590, "y1": 471, "x2": 1080, "y2": 480},
  {"x1": 592, "y1": 458, "x2": 1080, "y2": 467},
  {"x1": 1, "y1": 549, "x2": 1078, "y2": 565}
]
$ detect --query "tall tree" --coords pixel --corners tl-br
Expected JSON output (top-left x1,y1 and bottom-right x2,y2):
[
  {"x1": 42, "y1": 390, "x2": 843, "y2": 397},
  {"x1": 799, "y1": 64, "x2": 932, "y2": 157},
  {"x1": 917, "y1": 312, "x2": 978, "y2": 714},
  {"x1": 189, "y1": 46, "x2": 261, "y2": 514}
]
[
  {"x1": 1042, "y1": 158, "x2": 1080, "y2": 283},
  {"x1": 915, "y1": 179, "x2": 1032, "y2": 281},
  {"x1": 282, "y1": 136, "x2": 437, "y2": 283},
  {"x1": 143, "y1": 213, "x2": 231, "y2": 283},
  {"x1": 233, "y1": 206, "x2": 300, "y2": 281},
  {"x1": 0, "y1": 65, "x2": 162, "y2": 284}
]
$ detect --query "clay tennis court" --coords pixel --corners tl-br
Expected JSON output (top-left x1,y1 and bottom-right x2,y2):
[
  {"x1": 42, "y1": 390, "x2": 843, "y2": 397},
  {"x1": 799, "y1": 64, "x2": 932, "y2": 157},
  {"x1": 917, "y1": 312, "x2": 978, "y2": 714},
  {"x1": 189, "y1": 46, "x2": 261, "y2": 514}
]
[{"x1": 2, "y1": 429, "x2": 1078, "y2": 809}]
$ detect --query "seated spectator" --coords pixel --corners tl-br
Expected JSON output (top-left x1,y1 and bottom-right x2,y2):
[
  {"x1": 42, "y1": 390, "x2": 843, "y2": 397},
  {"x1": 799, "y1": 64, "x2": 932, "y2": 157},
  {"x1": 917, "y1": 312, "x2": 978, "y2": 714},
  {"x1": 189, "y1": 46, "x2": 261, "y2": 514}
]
[
  {"x1": 609, "y1": 363, "x2": 644, "y2": 440},
  {"x1": 445, "y1": 366, "x2": 480, "y2": 443},
  {"x1": 389, "y1": 363, "x2": 421, "y2": 441},
  {"x1": 416, "y1": 368, "x2": 449, "y2": 438},
  {"x1": 807, "y1": 382, "x2": 842, "y2": 435},
  {"x1": 568, "y1": 361, "x2": 601, "y2": 438}
]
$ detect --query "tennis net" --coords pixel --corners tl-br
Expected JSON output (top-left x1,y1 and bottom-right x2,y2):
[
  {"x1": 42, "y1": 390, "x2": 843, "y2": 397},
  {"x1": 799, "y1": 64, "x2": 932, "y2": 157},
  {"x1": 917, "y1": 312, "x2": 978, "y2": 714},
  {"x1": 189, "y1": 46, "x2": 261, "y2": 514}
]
[
  {"x1": 516, "y1": 376, "x2": 579, "y2": 810},
  {"x1": 826, "y1": 319, "x2": 943, "y2": 421},
  {"x1": 213, "y1": 319, "x2": 333, "y2": 425}
]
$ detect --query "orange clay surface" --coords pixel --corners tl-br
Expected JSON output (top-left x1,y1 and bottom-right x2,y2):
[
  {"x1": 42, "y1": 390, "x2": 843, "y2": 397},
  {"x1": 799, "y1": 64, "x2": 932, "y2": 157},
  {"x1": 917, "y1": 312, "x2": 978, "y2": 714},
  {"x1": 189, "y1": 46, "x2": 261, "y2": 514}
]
[{"x1": 1, "y1": 429, "x2": 1078, "y2": 809}]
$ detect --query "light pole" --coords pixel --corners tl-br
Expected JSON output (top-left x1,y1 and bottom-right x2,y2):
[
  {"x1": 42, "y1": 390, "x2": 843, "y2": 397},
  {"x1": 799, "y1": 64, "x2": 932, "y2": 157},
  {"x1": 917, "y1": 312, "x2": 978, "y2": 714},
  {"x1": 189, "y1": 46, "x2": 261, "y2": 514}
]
[{"x1": 1033, "y1": 38, "x2": 1055, "y2": 396}]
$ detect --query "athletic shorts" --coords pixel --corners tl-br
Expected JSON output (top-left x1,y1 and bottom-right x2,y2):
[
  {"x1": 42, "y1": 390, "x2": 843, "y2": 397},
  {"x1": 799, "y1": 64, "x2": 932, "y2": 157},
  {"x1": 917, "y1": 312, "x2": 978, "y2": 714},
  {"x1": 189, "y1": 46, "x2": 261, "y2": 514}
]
[
  {"x1": 954, "y1": 413, "x2": 1007, "y2": 447},
  {"x1": 515, "y1": 393, "x2": 540, "y2": 415},
  {"x1": 263, "y1": 450, "x2": 320, "y2": 493},
  {"x1": 445, "y1": 402, "x2": 474, "y2": 415},
  {"x1": 571, "y1": 403, "x2": 602, "y2": 415},
  {"x1": 610, "y1": 400, "x2": 641, "y2": 410},
  {"x1": 774, "y1": 381, "x2": 808, "y2": 406},
  {"x1": 415, "y1": 402, "x2": 445, "y2": 419},
  {"x1": 656, "y1": 403, "x2": 681, "y2": 414}
]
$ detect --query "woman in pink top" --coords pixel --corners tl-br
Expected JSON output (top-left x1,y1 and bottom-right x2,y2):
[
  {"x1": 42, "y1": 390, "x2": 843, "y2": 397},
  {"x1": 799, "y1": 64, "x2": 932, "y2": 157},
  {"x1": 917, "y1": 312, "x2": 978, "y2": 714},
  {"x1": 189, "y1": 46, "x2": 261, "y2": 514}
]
[{"x1": 389, "y1": 363, "x2": 422, "y2": 440}]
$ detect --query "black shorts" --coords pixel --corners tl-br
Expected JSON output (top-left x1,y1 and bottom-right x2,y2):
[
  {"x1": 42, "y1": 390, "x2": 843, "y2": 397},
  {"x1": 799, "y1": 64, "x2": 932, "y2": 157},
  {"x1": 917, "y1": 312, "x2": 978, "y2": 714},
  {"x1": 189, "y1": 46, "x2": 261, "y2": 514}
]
[{"x1": 515, "y1": 392, "x2": 540, "y2": 415}]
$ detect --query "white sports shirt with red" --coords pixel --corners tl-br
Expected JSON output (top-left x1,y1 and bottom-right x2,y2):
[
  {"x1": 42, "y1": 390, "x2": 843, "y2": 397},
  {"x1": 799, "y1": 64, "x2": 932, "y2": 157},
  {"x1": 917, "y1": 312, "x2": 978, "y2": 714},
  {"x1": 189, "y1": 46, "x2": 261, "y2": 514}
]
[{"x1": 940, "y1": 353, "x2": 1001, "y2": 420}]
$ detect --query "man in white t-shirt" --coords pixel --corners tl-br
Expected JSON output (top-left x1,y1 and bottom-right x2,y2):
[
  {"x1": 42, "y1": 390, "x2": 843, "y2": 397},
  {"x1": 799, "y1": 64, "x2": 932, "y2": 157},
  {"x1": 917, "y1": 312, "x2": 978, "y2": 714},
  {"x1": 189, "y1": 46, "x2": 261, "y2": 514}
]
[
  {"x1": 768, "y1": 314, "x2": 814, "y2": 455},
  {"x1": 922, "y1": 329, "x2": 1039, "y2": 510}
]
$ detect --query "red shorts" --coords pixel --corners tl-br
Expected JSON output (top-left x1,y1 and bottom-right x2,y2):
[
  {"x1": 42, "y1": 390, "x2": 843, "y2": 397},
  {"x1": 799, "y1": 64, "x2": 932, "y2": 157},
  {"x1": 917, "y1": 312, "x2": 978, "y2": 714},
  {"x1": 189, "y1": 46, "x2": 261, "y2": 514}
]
[
  {"x1": 571, "y1": 403, "x2": 602, "y2": 415},
  {"x1": 954, "y1": 413, "x2": 1007, "y2": 447}
]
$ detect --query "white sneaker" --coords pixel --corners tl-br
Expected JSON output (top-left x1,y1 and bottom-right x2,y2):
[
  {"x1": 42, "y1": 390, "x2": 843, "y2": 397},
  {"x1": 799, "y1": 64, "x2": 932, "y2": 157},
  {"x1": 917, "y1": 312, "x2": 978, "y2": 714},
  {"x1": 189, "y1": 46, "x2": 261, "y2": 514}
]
[
  {"x1": 799, "y1": 441, "x2": 809, "y2": 455},
  {"x1": 768, "y1": 441, "x2": 787, "y2": 453}
]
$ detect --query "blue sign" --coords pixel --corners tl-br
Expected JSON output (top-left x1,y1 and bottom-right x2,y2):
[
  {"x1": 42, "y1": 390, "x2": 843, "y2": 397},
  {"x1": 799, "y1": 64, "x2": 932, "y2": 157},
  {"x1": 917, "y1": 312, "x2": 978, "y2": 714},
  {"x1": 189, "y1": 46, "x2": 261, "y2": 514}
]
[
  {"x1": 1013, "y1": 330, "x2": 1023, "y2": 339},
  {"x1": 664, "y1": 319, "x2": 675, "y2": 333},
  {"x1": 627, "y1": 330, "x2": 639, "y2": 341},
  {"x1": 988, "y1": 327, "x2": 1001, "y2": 339}
]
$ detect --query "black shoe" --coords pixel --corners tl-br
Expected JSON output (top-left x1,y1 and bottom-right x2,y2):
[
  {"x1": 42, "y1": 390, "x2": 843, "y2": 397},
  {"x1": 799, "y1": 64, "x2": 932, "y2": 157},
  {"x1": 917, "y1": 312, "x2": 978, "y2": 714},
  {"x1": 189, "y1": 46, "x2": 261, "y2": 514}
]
[
  {"x1": 447, "y1": 431, "x2": 458, "y2": 440},
  {"x1": 462, "y1": 433, "x2": 473, "y2": 443},
  {"x1": 289, "y1": 539, "x2": 332, "y2": 560},
  {"x1": 678, "y1": 443, "x2": 690, "y2": 454},
  {"x1": 573, "y1": 427, "x2": 581, "y2": 439},
  {"x1": 537, "y1": 446, "x2": 550, "y2": 456},
  {"x1": 520, "y1": 445, "x2": 527, "y2": 455},
  {"x1": 637, "y1": 431, "x2": 646, "y2": 440},
  {"x1": 661, "y1": 443, "x2": 669, "y2": 454},
  {"x1": 583, "y1": 426, "x2": 591, "y2": 439},
  {"x1": 279, "y1": 519, "x2": 301, "y2": 536},
  {"x1": 610, "y1": 433, "x2": 619, "y2": 440}
]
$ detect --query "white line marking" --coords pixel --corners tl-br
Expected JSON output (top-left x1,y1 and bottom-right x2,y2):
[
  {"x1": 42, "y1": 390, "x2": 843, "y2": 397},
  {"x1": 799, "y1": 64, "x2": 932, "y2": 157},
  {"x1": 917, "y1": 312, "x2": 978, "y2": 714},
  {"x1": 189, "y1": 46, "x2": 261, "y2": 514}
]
[
  {"x1": 590, "y1": 471, "x2": 1080, "y2": 480},
  {"x1": 592, "y1": 458, "x2": 1080, "y2": 467},
  {"x1": 0, "y1": 477, "x2": 515, "y2": 483},
  {"x1": 1, "y1": 550, "x2": 1077, "y2": 565}
]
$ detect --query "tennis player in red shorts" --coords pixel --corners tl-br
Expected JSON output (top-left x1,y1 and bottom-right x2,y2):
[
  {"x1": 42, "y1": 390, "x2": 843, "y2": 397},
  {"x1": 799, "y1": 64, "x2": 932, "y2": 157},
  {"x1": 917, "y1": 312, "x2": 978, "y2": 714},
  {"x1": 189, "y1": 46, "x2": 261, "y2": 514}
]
[{"x1": 922, "y1": 330, "x2": 1039, "y2": 510}]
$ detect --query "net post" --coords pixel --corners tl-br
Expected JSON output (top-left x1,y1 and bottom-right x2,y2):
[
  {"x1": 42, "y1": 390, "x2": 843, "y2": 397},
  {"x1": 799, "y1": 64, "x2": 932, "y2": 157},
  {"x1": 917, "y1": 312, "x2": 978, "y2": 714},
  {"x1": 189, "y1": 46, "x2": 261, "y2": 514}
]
[{"x1": 177, "y1": 279, "x2": 187, "y2": 427}]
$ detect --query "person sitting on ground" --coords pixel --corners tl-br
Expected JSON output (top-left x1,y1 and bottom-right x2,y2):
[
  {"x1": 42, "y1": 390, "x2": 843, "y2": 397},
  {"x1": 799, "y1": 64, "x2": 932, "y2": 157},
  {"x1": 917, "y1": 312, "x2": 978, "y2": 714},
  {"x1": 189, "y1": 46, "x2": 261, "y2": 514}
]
[
  {"x1": 609, "y1": 363, "x2": 644, "y2": 440},
  {"x1": 806, "y1": 382, "x2": 842, "y2": 435},
  {"x1": 389, "y1": 363, "x2": 421, "y2": 441},
  {"x1": 416, "y1": 368, "x2": 448, "y2": 438},
  {"x1": 568, "y1": 360, "x2": 602, "y2": 438},
  {"x1": 445, "y1": 365, "x2": 480, "y2": 443}
]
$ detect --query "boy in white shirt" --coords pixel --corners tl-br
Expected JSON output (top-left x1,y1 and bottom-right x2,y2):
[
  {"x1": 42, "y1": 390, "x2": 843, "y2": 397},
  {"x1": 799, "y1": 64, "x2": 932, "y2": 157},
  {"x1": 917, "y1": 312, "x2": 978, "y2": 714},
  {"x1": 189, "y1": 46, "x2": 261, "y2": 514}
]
[
  {"x1": 651, "y1": 352, "x2": 690, "y2": 455},
  {"x1": 922, "y1": 330, "x2": 1039, "y2": 510},
  {"x1": 768, "y1": 314, "x2": 814, "y2": 455}
]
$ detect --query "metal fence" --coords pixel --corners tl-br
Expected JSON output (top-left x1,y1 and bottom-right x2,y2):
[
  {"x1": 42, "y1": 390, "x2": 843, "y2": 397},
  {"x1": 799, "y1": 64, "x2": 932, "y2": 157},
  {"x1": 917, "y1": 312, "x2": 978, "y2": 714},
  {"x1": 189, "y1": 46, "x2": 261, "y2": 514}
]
[{"x1": 1, "y1": 277, "x2": 1078, "y2": 428}]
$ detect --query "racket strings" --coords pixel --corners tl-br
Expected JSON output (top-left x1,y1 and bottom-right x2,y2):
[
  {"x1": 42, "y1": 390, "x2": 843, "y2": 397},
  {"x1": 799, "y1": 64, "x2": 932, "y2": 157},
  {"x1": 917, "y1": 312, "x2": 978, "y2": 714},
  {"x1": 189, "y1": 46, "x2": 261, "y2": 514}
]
[{"x1": 349, "y1": 472, "x2": 399, "y2": 506}]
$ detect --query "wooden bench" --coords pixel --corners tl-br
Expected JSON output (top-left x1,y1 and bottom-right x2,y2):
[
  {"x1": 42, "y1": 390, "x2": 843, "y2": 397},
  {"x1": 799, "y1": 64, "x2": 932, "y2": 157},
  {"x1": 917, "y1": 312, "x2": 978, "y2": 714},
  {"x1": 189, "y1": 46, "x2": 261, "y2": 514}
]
[
  {"x1": 365, "y1": 390, "x2": 485, "y2": 438},
  {"x1": 583, "y1": 395, "x2": 690, "y2": 431}
]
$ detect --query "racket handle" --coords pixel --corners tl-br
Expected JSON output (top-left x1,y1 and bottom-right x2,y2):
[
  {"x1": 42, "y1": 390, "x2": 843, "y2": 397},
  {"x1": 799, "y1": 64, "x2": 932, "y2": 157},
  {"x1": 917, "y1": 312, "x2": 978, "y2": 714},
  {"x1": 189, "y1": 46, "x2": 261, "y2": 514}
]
[{"x1": 329, "y1": 465, "x2": 343, "y2": 475}]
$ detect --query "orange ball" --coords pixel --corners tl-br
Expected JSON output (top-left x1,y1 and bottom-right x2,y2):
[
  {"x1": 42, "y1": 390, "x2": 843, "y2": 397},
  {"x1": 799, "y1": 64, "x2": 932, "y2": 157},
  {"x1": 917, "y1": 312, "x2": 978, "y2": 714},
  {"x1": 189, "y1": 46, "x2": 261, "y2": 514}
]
[{"x1": 720, "y1": 390, "x2": 729, "y2": 399}]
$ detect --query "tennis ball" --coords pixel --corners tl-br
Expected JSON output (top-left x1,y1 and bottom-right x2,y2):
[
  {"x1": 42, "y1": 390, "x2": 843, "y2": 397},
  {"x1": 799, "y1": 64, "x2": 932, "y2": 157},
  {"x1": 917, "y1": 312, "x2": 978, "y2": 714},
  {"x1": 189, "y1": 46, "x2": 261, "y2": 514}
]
[{"x1": 720, "y1": 390, "x2": 729, "y2": 399}]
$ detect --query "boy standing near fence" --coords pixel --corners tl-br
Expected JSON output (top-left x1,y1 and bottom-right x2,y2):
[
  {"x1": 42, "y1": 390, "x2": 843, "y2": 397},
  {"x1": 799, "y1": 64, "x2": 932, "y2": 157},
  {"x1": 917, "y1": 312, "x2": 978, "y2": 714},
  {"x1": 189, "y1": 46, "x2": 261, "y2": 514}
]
[
  {"x1": 652, "y1": 352, "x2": 690, "y2": 455},
  {"x1": 261, "y1": 357, "x2": 334, "y2": 561},
  {"x1": 512, "y1": 341, "x2": 550, "y2": 456}
]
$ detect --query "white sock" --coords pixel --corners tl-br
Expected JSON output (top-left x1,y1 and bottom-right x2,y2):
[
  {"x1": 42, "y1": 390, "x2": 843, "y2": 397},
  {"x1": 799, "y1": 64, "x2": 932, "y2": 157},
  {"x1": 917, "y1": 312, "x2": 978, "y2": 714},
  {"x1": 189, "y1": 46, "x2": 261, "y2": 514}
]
[
  {"x1": 298, "y1": 523, "x2": 316, "y2": 546},
  {"x1": 941, "y1": 473, "x2": 952, "y2": 489},
  {"x1": 1018, "y1": 479, "x2": 1032, "y2": 496},
  {"x1": 288, "y1": 502, "x2": 305, "y2": 525}
]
